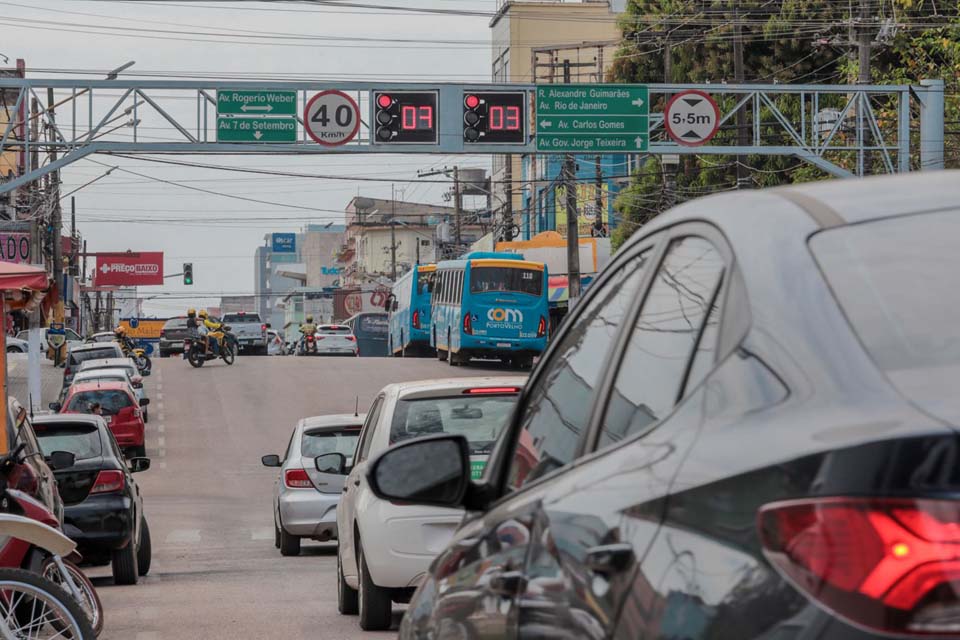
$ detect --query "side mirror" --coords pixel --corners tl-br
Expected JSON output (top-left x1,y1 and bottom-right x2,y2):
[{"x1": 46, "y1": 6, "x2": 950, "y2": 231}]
[
  {"x1": 314, "y1": 452, "x2": 346, "y2": 475},
  {"x1": 129, "y1": 457, "x2": 151, "y2": 473},
  {"x1": 367, "y1": 434, "x2": 470, "y2": 508},
  {"x1": 48, "y1": 402, "x2": 62, "y2": 412},
  {"x1": 139, "y1": 398, "x2": 150, "y2": 407},
  {"x1": 266, "y1": 323, "x2": 272, "y2": 329},
  {"x1": 47, "y1": 450, "x2": 76, "y2": 470},
  {"x1": 384, "y1": 294, "x2": 395, "y2": 312},
  {"x1": 261, "y1": 454, "x2": 281, "y2": 468}
]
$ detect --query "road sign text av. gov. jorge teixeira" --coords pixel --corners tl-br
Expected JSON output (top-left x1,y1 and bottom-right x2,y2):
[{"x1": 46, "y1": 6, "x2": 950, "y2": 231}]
[{"x1": 536, "y1": 84, "x2": 649, "y2": 152}]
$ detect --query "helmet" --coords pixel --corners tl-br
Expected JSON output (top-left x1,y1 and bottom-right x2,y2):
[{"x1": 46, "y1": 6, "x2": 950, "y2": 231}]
[
  {"x1": 114, "y1": 326, "x2": 126, "y2": 335},
  {"x1": 198, "y1": 309, "x2": 208, "y2": 318},
  {"x1": 306, "y1": 315, "x2": 314, "y2": 323},
  {"x1": 187, "y1": 308, "x2": 196, "y2": 316}
]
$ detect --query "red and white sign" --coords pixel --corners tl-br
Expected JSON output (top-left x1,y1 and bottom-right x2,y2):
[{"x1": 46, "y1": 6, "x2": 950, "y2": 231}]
[
  {"x1": 0, "y1": 233, "x2": 31, "y2": 264},
  {"x1": 304, "y1": 90, "x2": 361, "y2": 146},
  {"x1": 665, "y1": 90, "x2": 721, "y2": 146},
  {"x1": 95, "y1": 252, "x2": 164, "y2": 286}
]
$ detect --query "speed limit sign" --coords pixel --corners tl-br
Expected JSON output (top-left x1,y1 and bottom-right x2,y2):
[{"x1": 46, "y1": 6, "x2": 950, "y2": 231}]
[{"x1": 305, "y1": 90, "x2": 361, "y2": 146}]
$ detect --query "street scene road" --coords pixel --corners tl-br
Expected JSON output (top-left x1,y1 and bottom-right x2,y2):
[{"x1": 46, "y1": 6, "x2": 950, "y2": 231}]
[{"x1": 89, "y1": 356, "x2": 495, "y2": 639}]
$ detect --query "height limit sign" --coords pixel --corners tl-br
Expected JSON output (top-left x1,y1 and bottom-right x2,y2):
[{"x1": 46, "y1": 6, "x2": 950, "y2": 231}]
[{"x1": 536, "y1": 84, "x2": 648, "y2": 153}]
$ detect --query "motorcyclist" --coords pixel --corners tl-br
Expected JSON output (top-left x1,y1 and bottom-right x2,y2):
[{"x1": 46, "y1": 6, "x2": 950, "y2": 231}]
[
  {"x1": 113, "y1": 325, "x2": 135, "y2": 354},
  {"x1": 299, "y1": 315, "x2": 318, "y2": 353},
  {"x1": 185, "y1": 308, "x2": 200, "y2": 333},
  {"x1": 198, "y1": 309, "x2": 224, "y2": 356}
]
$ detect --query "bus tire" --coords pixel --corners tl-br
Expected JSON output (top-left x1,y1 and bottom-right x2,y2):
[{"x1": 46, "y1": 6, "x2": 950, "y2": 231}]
[{"x1": 400, "y1": 333, "x2": 406, "y2": 358}]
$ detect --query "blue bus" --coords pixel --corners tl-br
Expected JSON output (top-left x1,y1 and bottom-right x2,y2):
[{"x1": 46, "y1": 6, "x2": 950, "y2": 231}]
[
  {"x1": 387, "y1": 264, "x2": 436, "y2": 357},
  {"x1": 431, "y1": 252, "x2": 548, "y2": 368}
]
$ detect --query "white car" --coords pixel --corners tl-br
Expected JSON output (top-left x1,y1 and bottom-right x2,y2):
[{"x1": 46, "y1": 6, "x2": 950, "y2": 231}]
[
  {"x1": 298, "y1": 325, "x2": 358, "y2": 357},
  {"x1": 335, "y1": 377, "x2": 525, "y2": 630},
  {"x1": 72, "y1": 367, "x2": 146, "y2": 406},
  {"x1": 267, "y1": 330, "x2": 286, "y2": 356}
]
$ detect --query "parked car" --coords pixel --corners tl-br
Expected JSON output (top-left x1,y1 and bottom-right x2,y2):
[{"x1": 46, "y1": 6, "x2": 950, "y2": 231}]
[
  {"x1": 267, "y1": 329, "x2": 285, "y2": 356},
  {"x1": 222, "y1": 311, "x2": 268, "y2": 355},
  {"x1": 261, "y1": 413, "x2": 365, "y2": 556},
  {"x1": 367, "y1": 172, "x2": 960, "y2": 640},
  {"x1": 5, "y1": 336, "x2": 28, "y2": 353},
  {"x1": 17, "y1": 327, "x2": 83, "y2": 353},
  {"x1": 71, "y1": 367, "x2": 148, "y2": 422},
  {"x1": 85, "y1": 331, "x2": 118, "y2": 344},
  {"x1": 159, "y1": 316, "x2": 191, "y2": 358},
  {"x1": 62, "y1": 343, "x2": 124, "y2": 388},
  {"x1": 343, "y1": 312, "x2": 389, "y2": 357},
  {"x1": 33, "y1": 413, "x2": 152, "y2": 585},
  {"x1": 336, "y1": 377, "x2": 524, "y2": 630},
  {"x1": 54, "y1": 381, "x2": 149, "y2": 458},
  {"x1": 5, "y1": 398, "x2": 64, "y2": 524}
]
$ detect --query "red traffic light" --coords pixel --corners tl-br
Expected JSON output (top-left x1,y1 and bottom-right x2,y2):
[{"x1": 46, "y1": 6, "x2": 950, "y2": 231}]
[
  {"x1": 377, "y1": 94, "x2": 393, "y2": 109},
  {"x1": 464, "y1": 94, "x2": 480, "y2": 109}
]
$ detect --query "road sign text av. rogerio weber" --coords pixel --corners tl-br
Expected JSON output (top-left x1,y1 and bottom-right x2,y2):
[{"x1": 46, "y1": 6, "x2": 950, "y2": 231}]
[
  {"x1": 536, "y1": 84, "x2": 649, "y2": 152},
  {"x1": 95, "y1": 252, "x2": 164, "y2": 286},
  {"x1": 665, "y1": 90, "x2": 721, "y2": 146},
  {"x1": 217, "y1": 90, "x2": 297, "y2": 116},
  {"x1": 305, "y1": 91, "x2": 361, "y2": 146}
]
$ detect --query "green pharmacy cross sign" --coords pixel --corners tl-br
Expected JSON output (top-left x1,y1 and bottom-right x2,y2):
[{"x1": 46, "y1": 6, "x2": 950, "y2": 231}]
[{"x1": 536, "y1": 84, "x2": 649, "y2": 152}]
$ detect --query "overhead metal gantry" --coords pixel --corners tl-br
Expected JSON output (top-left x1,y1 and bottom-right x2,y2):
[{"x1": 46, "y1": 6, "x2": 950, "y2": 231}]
[{"x1": 0, "y1": 78, "x2": 944, "y2": 195}]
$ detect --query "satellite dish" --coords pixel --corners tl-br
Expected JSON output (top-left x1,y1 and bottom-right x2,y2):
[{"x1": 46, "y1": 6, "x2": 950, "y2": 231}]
[{"x1": 354, "y1": 197, "x2": 376, "y2": 212}]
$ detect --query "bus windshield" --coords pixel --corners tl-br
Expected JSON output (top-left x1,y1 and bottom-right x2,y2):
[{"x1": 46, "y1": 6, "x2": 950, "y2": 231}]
[{"x1": 470, "y1": 266, "x2": 542, "y2": 296}]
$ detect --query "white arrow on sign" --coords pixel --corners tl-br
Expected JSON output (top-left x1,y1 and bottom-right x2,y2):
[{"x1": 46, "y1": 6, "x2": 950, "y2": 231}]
[
  {"x1": 241, "y1": 104, "x2": 273, "y2": 113},
  {"x1": 634, "y1": 136, "x2": 645, "y2": 148},
  {"x1": 541, "y1": 121, "x2": 553, "y2": 128},
  {"x1": 632, "y1": 98, "x2": 645, "y2": 108},
  {"x1": 253, "y1": 131, "x2": 263, "y2": 140}
]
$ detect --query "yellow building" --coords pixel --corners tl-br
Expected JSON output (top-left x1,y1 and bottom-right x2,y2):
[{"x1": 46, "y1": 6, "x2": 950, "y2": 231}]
[{"x1": 489, "y1": 1, "x2": 623, "y2": 220}]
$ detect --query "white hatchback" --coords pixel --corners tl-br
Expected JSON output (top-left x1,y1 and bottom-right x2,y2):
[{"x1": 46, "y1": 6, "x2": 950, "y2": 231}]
[{"x1": 335, "y1": 376, "x2": 525, "y2": 631}]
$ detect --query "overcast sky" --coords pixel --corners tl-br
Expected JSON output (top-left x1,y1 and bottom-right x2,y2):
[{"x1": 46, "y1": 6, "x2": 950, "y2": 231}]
[{"x1": 2, "y1": 0, "x2": 499, "y2": 315}]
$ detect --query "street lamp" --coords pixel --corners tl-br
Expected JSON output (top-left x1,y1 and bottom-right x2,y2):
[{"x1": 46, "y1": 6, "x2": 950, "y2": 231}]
[
  {"x1": 60, "y1": 165, "x2": 117, "y2": 199},
  {"x1": 106, "y1": 61, "x2": 136, "y2": 81}
]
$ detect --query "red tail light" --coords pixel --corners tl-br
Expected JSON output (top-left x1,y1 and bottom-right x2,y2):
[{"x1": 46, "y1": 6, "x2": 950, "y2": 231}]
[
  {"x1": 90, "y1": 470, "x2": 125, "y2": 495},
  {"x1": 306, "y1": 335, "x2": 315, "y2": 342},
  {"x1": 284, "y1": 468, "x2": 313, "y2": 489},
  {"x1": 463, "y1": 313, "x2": 473, "y2": 335},
  {"x1": 261, "y1": 324, "x2": 267, "y2": 332},
  {"x1": 537, "y1": 315, "x2": 547, "y2": 337},
  {"x1": 345, "y1": 335, "x2": 356, "y2": 342},
  {"x1": 759, "y1": 498, "x2": 960, "y2": 635},
  {"x1": 464, "y1": 387, "x2": 521, "y2": 395},
  {"x1": 412, "y1": 310, "x2": 420, "y2": 329},
  {"x1": 159, "y1": 330, "x2": 166, "y2": 338}
]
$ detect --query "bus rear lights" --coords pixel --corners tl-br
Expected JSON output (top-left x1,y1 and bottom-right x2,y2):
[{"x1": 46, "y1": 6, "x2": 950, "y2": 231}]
[
  {"x1": 759, "y1": 497, "x2": 960, "y2": 635},
  {"x1": 463, "y1": 313, "x2": 473, "y2": 335},
  {"x1": 412, "y1": 310, "x2": 420, "y2": 329},
  {"x1": 537, "y1": 316, "x2": 547, "y2": 337}
]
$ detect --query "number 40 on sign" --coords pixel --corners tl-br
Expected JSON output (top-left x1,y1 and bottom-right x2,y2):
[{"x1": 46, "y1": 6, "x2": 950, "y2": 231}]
[{"x1": 305, "y1": 90, "x2": 361, "y2": 147}]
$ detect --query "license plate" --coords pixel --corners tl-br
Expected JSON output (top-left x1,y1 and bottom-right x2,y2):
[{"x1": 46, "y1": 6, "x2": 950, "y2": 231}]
[{"x1": 497, "y1": 342, "x2": 511, "y2": 348}]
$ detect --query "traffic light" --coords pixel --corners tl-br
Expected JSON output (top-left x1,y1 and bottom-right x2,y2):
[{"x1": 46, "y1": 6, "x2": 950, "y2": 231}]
[
  {"x1": 463, "y1": 92, "x2": 526, "y2": 145},
  {"x1": 372, "y1": 91, "x2": 439, "y2": 144},
  {"x1": 183, "y1": 263, "x2": 193, "y2": 286}
]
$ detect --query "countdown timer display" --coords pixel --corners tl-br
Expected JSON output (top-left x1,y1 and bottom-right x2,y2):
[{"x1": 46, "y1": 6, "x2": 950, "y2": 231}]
[
  {"x1": 373, "y1": 91, "x2": 439, "y2": 144},
  {"x1": 463, "y1": 91, "x2": 526, "y2": 144}
]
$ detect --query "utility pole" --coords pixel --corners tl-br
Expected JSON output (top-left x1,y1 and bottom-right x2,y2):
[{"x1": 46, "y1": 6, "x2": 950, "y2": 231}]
[
  {"x1": 562, "y1": 59, "x2": 582, "y2": 304},
  {"x1": 503, "y1": 156, "x2": 513, "y2": 241},
  {"x1": 858, "y1": 0, "x2": 872, "y2": 85},
  {"x1": 733, "y1": 1, "x2": 750, "y2": 188},
  {"x1": 47, "y1": 88, "x2": 65, "y2": 362},
  {"x1": 663, "y1": 41, "x2": 677, "y2": 210},
  {"x1": 453, "y1": 165, "x2": 463, "y2": 248},
  {"x1": 390, "y1": 183, "x2": 397, "y2": 282}
]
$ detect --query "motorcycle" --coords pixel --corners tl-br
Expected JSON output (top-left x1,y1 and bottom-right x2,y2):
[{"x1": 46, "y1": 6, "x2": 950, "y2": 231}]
[
  {"x1": 184, "y1": 327, "x2": 237, "y2": 368},
  {"x1": 0, "y1": 444, "x2": 100, "y2": 638},
  {"x1": 118, "y1": 337, "x2": 151, "y2": 376},
  {"x1": 297, "y1": 332, "x2": 319, "y2": 356}
]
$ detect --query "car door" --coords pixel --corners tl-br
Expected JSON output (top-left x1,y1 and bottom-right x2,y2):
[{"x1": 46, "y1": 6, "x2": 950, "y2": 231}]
[
  {"x1": 416, "y1": 245, "x2": 662, "y2": 640},
  {"x1": 340, "y1": 395, "x2": 383, "y2": 584},
  {"x1": 525, "y1": 231, "x2": 730, "y2": 639},
  {"x1": 13, "y1": 405, "x2": 63, "y2": 521}
]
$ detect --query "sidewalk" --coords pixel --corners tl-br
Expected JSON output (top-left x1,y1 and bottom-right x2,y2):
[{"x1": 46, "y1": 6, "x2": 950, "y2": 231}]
[{"x1": 7, "y1": 353, "x2": 64, "y2": 409}]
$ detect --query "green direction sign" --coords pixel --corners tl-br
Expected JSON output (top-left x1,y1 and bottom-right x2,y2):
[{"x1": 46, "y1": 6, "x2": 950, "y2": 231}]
[
  {"x1": 217, "y1": 117, "x2": 297, "y2": 143},
  {"x1": 217, "y1": 90, "x2": 297, "y2": 116},
  {"x1": 470, "y1": 460, "x2": 487, "y2": 481},
  {"x1": 536, "y1": 84, "x2": 649, "y2": 152}
]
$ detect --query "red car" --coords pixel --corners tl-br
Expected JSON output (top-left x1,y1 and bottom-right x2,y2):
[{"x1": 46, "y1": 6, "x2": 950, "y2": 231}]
[{"x1": 56, "y1": 381, "x2": 148, "y2": 457}]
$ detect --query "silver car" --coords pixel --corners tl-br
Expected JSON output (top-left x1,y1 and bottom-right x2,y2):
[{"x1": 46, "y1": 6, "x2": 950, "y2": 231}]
[{"x1": 261, "y1": 413, "x2": 365, "y2": 556}]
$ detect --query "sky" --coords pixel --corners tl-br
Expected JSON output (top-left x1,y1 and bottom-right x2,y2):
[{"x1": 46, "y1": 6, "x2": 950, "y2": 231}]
[{"x1": 1, "y1": 0, "x2": 503, "y2": 315}]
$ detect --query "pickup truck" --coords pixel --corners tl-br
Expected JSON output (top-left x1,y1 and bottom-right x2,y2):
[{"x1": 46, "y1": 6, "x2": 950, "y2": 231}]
[{"x1": 221, "y1": 312, "x2": 268, "y2": 355}]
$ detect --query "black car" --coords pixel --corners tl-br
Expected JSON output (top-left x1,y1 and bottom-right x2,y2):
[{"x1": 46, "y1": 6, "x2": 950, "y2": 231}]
[
  {"x1": 159, "y1": 316, "x2": 191, "y2": 358},
  {"x1": 368, "y1": 172, "x2": 960, "y2": 640},
  {"x1": 32, "y1": 414, "x2": 153, "y2": 586}
]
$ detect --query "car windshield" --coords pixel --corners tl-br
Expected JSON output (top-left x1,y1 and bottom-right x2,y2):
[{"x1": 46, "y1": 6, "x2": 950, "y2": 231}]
[
  {"x1": 359, "y1": 315, "x2": 388, "y2": 334},
  {"x1": 66, "y1": 390, "x2": 133, "y2": 416},
  {"x1": 223, "y1": 313, "x2": 260, "y2": 323},
  {"x1": 34, "y1": 424, "x2": 102, "y2": 460},
  {"x1": 811, "y1": 210, "x2": 960, "y2": 420},
  {"x1": 70, "y1": 348, "x2": 118, "y2": 365},
  {"x1": 301, "y1": 429, "x2": 361, "y2": 460},
  {"x1": 470, "y1": 266, "x2": 543, "y2": 296},
  {"x1": 319, "y1": 326, "x2": 351, "y2": 334},
  {"x1": 164, "y1": 318, "x2": 187, "y2": 329},
  {"x1": 390, "y1": 394, "x2": 517, "y2": 454},
  {"x1": 78, "y1": 375, "x2": 127, "y2": 385}
]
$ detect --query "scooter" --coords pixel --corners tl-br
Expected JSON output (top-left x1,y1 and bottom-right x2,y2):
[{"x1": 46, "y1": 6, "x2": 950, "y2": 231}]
[{"x1": 184, "y1": 330, "x2": 237, "y2": 368}]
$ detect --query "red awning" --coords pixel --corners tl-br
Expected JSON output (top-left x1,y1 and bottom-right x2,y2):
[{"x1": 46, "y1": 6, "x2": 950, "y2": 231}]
[{"x1": 0, "y1": 261, "x2": 49, "y2": 291}]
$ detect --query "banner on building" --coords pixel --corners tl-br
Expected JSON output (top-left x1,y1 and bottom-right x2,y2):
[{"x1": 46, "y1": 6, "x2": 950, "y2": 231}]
[
  {"x1": 554, "y1": 183, "x2": 609, "y2": 238},
  {"x1": 272, "y1": 233, "x2": 296, "y2": 253},
  {"x1": 95, "y1": 252, "x2": 164, "y2": 286},
  {"x1": 0, "y1": 233, "x2": 31, "y2": 264}
]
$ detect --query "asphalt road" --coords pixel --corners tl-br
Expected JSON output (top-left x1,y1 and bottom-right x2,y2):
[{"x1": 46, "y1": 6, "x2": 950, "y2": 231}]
[{"x1": 89, "y1": 354, "x2": 505, "y2": 639}]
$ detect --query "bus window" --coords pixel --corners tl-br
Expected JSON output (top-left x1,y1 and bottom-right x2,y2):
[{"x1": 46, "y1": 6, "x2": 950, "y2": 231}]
[
  {"x1": 470, "y1": 266, "x2": 543, "y2": 296},
  {"x1": 418, "y1": 271, "x2": 435, "y2": 296}
]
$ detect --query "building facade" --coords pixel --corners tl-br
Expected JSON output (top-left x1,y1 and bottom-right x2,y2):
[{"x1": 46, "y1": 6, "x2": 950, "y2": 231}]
[{"x1": 254, "y1": 233, "x2": 304, "y2": 330}]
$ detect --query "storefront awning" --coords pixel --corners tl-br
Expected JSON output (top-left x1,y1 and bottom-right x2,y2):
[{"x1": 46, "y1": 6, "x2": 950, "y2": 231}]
[{"x1": 0, "y1": 261, "x2": 48, "y2": 291}]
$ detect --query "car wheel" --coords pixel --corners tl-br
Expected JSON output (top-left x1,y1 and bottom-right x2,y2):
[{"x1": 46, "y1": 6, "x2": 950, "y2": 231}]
[
  {"x1": 137, "y1": 519, "x2": 152, "y2": 576},
  {"x1": 143, "y1": 408, "x2": 149, "y2": 424},
  {"x1": 358, "y1": 544, "x2": 391, "y2": 631},
  {"x1": 132, "y1": 445, "x2": 147, "y2": 458},
  {"x1": 279, "y1": 526, "x2": 301, "y2": 556},
  {"x1": 274, "y1": 520, "x2": 281, "y2": 549},
  {"x1": 337, "y1": 545, "x2": 358, "y2": 615},
  {"x1": 6, "y1": 346, "x2": 20, "y2": 353},
  {"x1": 111, "y1": 539, "x2": 139, "y2": 585}
]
